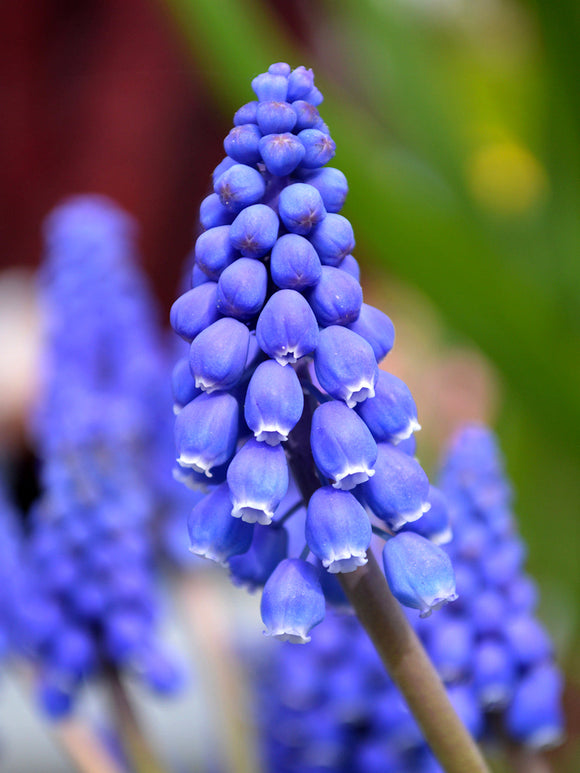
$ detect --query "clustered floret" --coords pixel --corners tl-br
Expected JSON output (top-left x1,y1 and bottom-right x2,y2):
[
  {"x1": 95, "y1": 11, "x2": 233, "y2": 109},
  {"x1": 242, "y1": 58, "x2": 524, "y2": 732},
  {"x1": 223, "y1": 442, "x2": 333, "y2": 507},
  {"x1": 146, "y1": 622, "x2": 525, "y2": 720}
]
[
  {"x1": 171, "y1": 63, "x2": 457, "y2": 642},
  {"x1": 249, "y1": 425, "x2": 564, "y2": 773},
  {"x1": 16, "y1": 197, "x2": 182, "y2": 716}
]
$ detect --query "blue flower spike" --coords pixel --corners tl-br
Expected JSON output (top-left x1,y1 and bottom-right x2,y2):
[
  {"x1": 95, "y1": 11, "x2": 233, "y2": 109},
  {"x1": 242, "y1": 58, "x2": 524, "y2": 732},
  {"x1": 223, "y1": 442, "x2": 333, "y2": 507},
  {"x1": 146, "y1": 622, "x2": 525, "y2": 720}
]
[
  {"x1": 171, "y1": 63, "x2": 462, "y2": 656},
  {"x1": 261, "y1": 559, "x2": 325, "y2": 643}
]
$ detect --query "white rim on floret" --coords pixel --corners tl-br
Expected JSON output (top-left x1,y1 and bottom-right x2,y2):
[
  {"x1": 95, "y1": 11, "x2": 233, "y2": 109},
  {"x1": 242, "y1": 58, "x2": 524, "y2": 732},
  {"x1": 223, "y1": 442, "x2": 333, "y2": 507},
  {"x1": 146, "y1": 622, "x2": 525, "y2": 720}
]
[
  {"x1": 273, "y1": 348, "x2": 300, "y2": 366},
  {"x1": 264, "y1": 627, "x2": 311, "y2": 644},
  {"x1": 418, "y1": 587, "x2": 459, "y2": 618},
  {"x1": 176, "y1": 454, "x2": 213, "y2": 477},
  {"x1": 344, "y1": 379, "x2": 376, "y2": 409},
  {"x1": 526, "y1": 726, "x2": 565, "y2": 751},
  {"x1": 194, "y1": 375, "x2": 220, "y2": 393},
  {"x1": 254, "y1": 423, "x2": 288, "y2": 445},
  {"x1": 188, "y1": 545, "x2": 228, "y2": 568},
  {"x1": 431, "y1": 525, "x2": 453, "y2": 546},
  {"x1": 231, "y1": 502, "x2": 274, "y2": 525},
  {"x1": 479, "y1": 684, "x2": 511, "y2": 710},
  {"x1": 323, "y1": 550, "x2": 368, "y2": 574},
  {"x1": 389, "y1": 501, "x2": 431, "y2": 532},
  {"x1": 332, "y1": 466, "x2": 375, "y2": 491},
  {"x1": 392, "y1": 417, "x2": 422, "y2": 444}
]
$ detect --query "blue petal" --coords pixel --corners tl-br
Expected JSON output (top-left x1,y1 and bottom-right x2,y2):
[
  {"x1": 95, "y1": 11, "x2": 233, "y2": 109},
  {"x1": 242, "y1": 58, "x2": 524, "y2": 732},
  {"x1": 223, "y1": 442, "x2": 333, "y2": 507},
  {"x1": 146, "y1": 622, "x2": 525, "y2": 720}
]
[
  {"x1": 189, "y1": 317, "x2": 250, "y2": 393},
  {"x1": 314, "y1": 326, "x2": 378, "y2": 407},
  {"x1": 244, "y1": 359, "x2": 304, "y2": 444},
  {"x1": 227, "y1": 438, "x2": 289, "y2": 524},
  {"x1": 256, "y1": 289, "x2": 319, "y2": 365}
]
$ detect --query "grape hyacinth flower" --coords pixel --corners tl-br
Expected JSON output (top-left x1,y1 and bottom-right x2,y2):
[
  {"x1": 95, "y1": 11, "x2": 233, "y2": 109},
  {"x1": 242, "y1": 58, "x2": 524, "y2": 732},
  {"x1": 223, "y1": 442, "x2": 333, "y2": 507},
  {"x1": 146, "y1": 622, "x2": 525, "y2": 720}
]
[
  {"x1": 18, "y1": 196, "x2": 183, "y2": 716},
  {"x1": 171, "y1": 63, "x2": 447, "y2": 644}
]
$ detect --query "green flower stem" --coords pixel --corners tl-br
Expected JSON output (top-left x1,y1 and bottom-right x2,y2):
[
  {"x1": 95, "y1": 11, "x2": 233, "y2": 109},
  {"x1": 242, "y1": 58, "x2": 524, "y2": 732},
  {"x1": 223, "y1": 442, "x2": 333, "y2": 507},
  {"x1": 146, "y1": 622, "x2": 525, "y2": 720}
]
[
  {"x1": 338, "y1": 553, "x2": 490, "y2": 773},
  {"x1": 106, "y1": 667, "x2": 169, "y2": 773}
]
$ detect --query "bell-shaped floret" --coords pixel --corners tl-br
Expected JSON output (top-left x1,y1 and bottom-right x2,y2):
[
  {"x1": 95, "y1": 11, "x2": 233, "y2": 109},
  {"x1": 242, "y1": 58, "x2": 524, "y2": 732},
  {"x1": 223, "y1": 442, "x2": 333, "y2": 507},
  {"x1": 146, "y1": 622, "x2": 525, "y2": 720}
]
[
  {"x1": 260, "y1": 558, "x2": 325, "y2": 643},
  {"x1": 199, "y1": 193, "x2": 235, "y2": 229},
  {"x1": 171, "y1": 357, "x2": 200, "y2": 412},
  {"x1": 228, "y1": 523, "x2": 289, "y2": 590},
  {"x1": 270, "y1": 233, "x2": 322, "y2": 290},
  {"x1": 505, "y1": 664, "x2": 564, "y2": 749},
  {"x1": 259, "y1": 133, "x2": 305, "y2": 176},
  {"x1": 227, "y1": 438, "x2": 289, "y2": 524},
  {"x1": 252, "y1": 72, "x2": 288, "y2": 102},
  {"x1": 382, "y1": 532, "x2": 458, "y2": 617},
  {"x1": 311, "y1": 401, "x2": 377, "y2": 490},
  {"x1": 347, "y1": 303, "x2": 395, "y2": 363},
  {"x1": 504, "y1": 615, "x2": 553, "y2": 669},
  {"x1": 256, "y1": 100, "x2": 297, "y2": 134},
  {"x1": 214, "y1": 163, "x2": 266, "y2": 213},
  {"x1": 400, "y1": 485, "x2": 451, "y2": 545},
  {"x1": 233, "y1": 101, "x2": 258, "y2": 126},
  {"x1": 187, "y1": 482, "x2": 254, "y2": 565},
  {"x1": 245, "y1": 360, "x2": 304, "y2": 445},
  {"x1": 170, "y1": 282, "x2": 219, "y2": 342},
  {"x1": 216, "y1": 258, "x2": 267, "y2": 321},
  {"x1": 362, "y1": 443, "x2": 430, "y2": 530},
  {"x1": 278, "y1": 183, "x2": 326, "y2": 235},
  {"x1": 306, "y1": 266, "x2": 362, "y2": 327},
  {"x1": 189, "y1": 317, "x2": 250, "y2": 393},
  {"x1": 256, "y1": 289, "x2": 319, "y2": 365},
  {"x1": 287, "y1": 66, "x2": 314, "y2": 101},
  {"x1": 174, "y1": 391, "x2": 238, "y2": 476},
  {"x1": 298, "y1": 129, "x2": 336, "y2": 168},
  {"x1": 306, "y1": 487, "x2": 371, "y2": 573},
  {"x1": 356, "y1": 370, "x2": 419, "y2": 444},
  {"x1": 314, "y1": 326, "x2": 378, "y2": 408},
  {"x1": 48, "y1": 626, "x2": 96, "y2": 680},
  {"x1": 301, "y1": 167, "x2": 348, "y2": 213},
  {"x1": 292, "y1": 100, "x2": 322, "y2": 132},
  {"x1": 308, "y1": 213, "x2": 354, "y2": 267},
  {"x1": 428, "y1": 616, "x2": 473, "y2": 681},
  {"x1": 473, "y1": 639, "x2": 515, "y2": 709},
  {"x1": 229, "y1": 203, "x2": 279, "y2": 258},
  {"x1": 194, "y1": 226, "x2": 237, "y2": 280},
  {"x1": 224, "y1": 123, "x2": 262, "y2": 165}
]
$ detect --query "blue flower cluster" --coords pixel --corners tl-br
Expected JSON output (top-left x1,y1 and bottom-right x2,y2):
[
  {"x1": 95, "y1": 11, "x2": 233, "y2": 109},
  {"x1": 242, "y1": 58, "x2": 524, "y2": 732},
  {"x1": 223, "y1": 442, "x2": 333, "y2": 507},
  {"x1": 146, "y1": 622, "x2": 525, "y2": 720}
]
[
  {"x1": 434, "y1": 424, "x2": 564, "y2": 750},
  {"x1": 249, "y1": 424, "x2": 563, "y2": 773},
  {"x1": 18, "y1": 196, "x2": 182, "y2": 717},
  {"x1": 171, "y1": 63, "x2": 457, "y2": 642},
  {"x1": 0, "y1": 473, "x2": 25, "y2": 665}
]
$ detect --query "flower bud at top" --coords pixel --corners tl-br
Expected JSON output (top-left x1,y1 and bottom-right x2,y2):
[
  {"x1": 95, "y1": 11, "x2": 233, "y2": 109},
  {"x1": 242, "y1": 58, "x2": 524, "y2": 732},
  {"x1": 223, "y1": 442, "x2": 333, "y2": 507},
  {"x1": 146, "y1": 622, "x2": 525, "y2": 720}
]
[
  {"x1": 214, "y1": 163, "x2": 266, "y2": 213},
  {"x1": 252, "y1": 72, "x2": 288, "y2": 102},
  {"x1": 199, "y1": 193, "x2": 235, "y2": 229},
  {"x1": 223, "y1": 124, "x2": 262, "y2": 165},
  {"x1": 306, "y1": 265, "x2": 363, "y2": 327},
  {"x1": 229, "y1": 203, "x2": 279, "y2": 258},
  {"x1": 270, "y1": 233, "x2": 322, "y2": 290},
  {"x1": 278, "y1": 183, "x2": 326, "y2": 235},
  {"x1": 287, "y1": 66, "x2": 315, "y2": 101},
  {"x1": 194, "y1": 226, "x2": 237, "y2": 280},
  {"x1": 256, "y1": 101, "x2": 297, "y2": 134},
  {"x1": 216, "y1": 258, "x2": 268, "y2": 321},
  {"x1": 170, "y1": 282, "x2": 219, "y2": 342},
  {"x1": 259, "y1": 132, "x2": 305, "y2": 176},
  {"x1": 233, "y1": 100, "x2": 258, "y2": 126},
  {"x1": 308, "y1": 213, "x2": 355, "y2": 266},
  {"x1": 298, "y1": 129, "x2": 336, "y2": 168},
  {"x1": 301, "y1": 167, "x2": 348, "y2": 213}
]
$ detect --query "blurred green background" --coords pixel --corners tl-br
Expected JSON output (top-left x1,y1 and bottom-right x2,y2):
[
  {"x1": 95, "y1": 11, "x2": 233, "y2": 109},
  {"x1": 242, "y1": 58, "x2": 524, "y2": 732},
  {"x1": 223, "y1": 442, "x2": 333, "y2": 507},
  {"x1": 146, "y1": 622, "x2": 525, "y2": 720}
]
[{"x1": 163, "y1": 0, "x2": 580, "y2": 663}]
